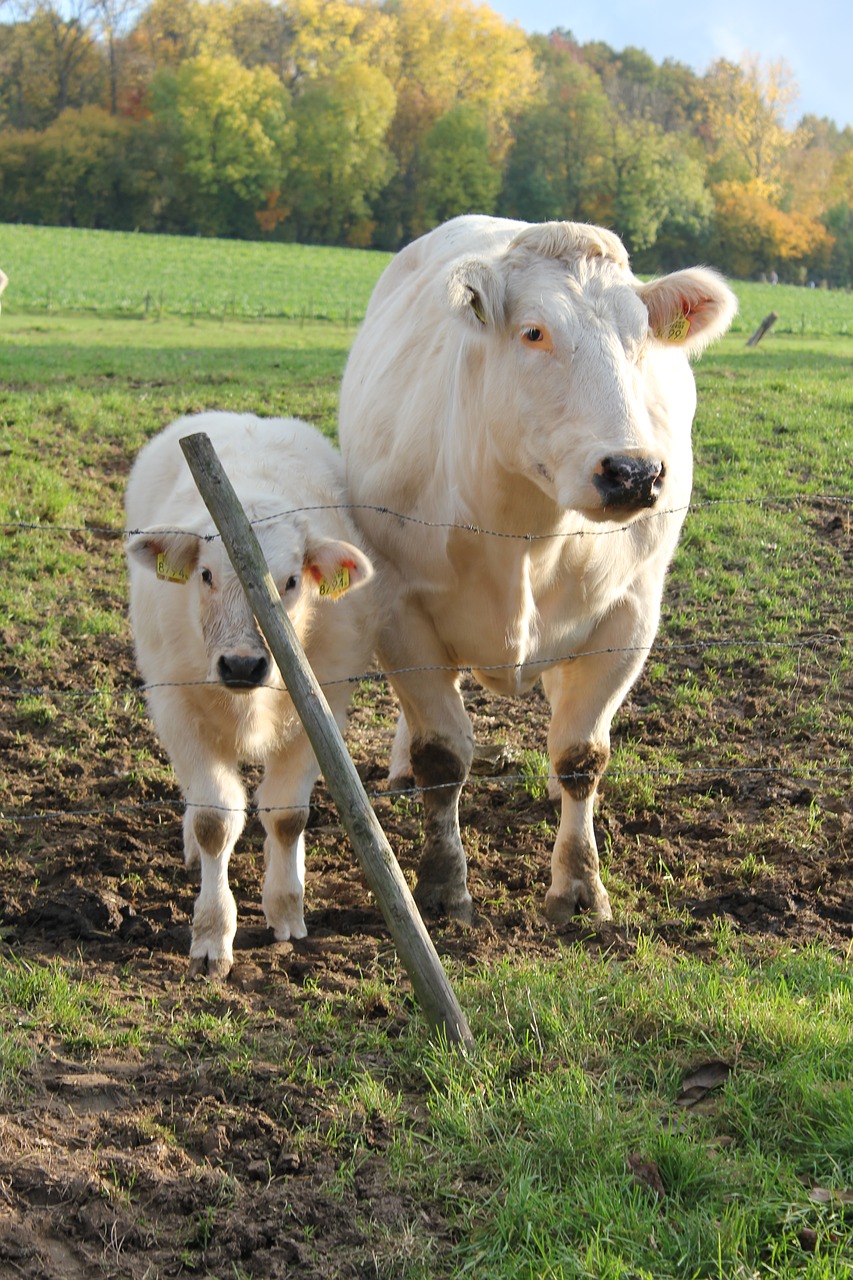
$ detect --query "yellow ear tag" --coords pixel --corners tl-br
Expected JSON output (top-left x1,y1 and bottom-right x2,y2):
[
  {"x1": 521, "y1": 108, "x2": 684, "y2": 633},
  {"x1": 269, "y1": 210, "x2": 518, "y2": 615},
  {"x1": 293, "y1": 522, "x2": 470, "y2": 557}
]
[
  {"x1": 156, "y1": 553, "x2": 189, "y2": 584},
  {"x1": 657, "y1": 312, "x2": 691, "y2": 342},
  {"x1": 317, "y1": 566, "x2": 350, "y2": 599}
]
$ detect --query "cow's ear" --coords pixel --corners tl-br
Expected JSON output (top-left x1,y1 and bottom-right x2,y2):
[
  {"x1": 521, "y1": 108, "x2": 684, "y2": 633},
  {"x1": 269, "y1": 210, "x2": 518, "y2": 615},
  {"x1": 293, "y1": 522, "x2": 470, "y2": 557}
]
[
  {"x1": 638, "y1": 268, "x2": 738, "y2": 356},
  {"x1": 446, "y1": 257, "x2": 504, "y2": 327},
  {"x1": 126, "y1": 527, "x2": 201, "y2": 584},
  {"x1": 305, "y1": 539, "x2": 374, "y2": 600}
]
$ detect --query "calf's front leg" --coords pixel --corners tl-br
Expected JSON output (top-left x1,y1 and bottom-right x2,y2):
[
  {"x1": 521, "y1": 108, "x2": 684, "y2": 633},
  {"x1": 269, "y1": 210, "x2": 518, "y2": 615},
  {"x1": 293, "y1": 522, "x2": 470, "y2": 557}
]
[{"x1": 256, "y1": 734, "x2": 321, "y2": 942}]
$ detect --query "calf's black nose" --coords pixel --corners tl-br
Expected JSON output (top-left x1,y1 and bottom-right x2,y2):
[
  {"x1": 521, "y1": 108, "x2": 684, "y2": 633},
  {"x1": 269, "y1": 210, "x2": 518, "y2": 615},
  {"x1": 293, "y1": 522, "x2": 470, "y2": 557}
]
[
  {"x1": 217, "y1": 653, "x2": 269, "y2": 688},
  {"x1": 594, "y1": 455, "x2": 665, "y2": 509}
]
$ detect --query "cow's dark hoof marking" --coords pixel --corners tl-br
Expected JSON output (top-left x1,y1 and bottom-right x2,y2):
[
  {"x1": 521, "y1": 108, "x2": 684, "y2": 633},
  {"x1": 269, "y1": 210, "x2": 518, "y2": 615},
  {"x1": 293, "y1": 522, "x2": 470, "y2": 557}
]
[{"x1": 414, "y1": 880, "x2": 474, "y2": 924}]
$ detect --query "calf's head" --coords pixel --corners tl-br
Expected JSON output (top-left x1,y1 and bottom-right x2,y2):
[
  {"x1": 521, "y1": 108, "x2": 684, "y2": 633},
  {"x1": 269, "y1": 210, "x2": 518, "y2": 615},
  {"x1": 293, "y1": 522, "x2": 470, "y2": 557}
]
[
  {"x1": 446, "y1": 221, "x2": 738, "y2": 521},
  {"x1": 128, "y1": 519, "x2": 373, "y2": 691}
]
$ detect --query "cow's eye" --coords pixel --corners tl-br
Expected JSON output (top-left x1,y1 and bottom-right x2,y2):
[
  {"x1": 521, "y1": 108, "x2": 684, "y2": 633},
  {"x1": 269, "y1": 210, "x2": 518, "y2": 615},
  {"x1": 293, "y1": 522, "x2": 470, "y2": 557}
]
[
  {"x1": 520, "y1": 325, "x2": 553, "y2": 351},
  {"x1": 201, "y1": 568, "x2": 213, "y2": 586},
  {"x1": 284, "y1": 575, "x2": 298, "y2": 593}
]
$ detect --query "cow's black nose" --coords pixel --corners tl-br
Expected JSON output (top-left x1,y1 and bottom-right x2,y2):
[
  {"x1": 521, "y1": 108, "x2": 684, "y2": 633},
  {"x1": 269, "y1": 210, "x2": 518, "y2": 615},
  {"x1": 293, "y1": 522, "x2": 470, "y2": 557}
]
[
  {"x1": 594, "y1": 455, "x2": 665, "y2": 509},
  {"x1": 217, "y1": 654, "x2": 269, "y2": 688}
]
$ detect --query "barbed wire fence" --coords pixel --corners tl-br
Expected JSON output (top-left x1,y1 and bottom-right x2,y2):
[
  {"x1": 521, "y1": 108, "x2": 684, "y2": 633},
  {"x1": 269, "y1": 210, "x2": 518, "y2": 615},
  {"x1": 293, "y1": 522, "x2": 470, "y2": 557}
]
[{"x1": 1, "y1": 492, "x2": 850, "y2": 829}]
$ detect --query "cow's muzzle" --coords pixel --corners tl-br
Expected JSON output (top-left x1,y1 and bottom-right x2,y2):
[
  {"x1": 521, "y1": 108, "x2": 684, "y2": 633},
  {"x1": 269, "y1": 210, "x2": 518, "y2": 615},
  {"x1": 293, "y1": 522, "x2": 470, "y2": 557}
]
[
  {"x1": 217, "y1": 652, "x2": 270, "y2": 689},
  {"x1": 593, "y1": 455, "x2": 665, "y2": 511}
]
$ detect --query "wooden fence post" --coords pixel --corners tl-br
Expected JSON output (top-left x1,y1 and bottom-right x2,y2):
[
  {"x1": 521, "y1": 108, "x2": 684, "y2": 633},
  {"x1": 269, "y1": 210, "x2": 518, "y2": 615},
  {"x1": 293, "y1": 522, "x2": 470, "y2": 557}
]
[
  {"x1": 746, "y1": 311, "x2": 779, "y2": 347},
  {"x1": 179, "y1": 431, "x2": 476, "y2": 1053}
]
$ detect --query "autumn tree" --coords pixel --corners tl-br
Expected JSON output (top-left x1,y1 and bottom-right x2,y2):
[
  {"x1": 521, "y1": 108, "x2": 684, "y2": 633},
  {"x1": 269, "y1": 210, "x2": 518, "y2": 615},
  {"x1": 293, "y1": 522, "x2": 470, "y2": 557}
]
[
  {"x1": 375, "y1": 0, "x2": 539, "y2": 245},
  {"x1": 149, "y1": 53, "x2": 292, "y2": 235},
  {"x1": 284, "y1": 62, "x2": 396, "y2": 245},
  {"x1": 0, "y1": 1, "x2": 105, "y2": 129},
  {"x1": 701, "y1": 56, "x2": 798, "y2": 197}
]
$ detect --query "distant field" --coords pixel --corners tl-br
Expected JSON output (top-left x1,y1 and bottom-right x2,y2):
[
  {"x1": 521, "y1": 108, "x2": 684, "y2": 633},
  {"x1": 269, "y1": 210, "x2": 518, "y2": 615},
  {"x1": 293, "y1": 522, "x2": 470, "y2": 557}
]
[
  {"x1": 0, "y1": 223, "x2": 392, "y2": 323},
  {"x1": 1, "y1": 222, "x2": 851, "y2": 334}
]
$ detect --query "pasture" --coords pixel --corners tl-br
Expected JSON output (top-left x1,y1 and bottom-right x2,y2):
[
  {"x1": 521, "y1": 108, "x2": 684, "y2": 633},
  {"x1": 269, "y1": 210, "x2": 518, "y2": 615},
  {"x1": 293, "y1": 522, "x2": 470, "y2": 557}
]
[{"x1": 0, "y1": 232, "x2": 852, "y2": 1279}]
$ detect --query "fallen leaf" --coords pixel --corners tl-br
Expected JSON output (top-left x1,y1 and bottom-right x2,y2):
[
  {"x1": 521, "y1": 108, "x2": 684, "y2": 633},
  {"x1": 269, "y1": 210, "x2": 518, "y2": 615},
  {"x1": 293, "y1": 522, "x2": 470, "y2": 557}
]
[
  {"x1": 676, "y1": 1060, "x2": 732, "y2": 1106},
  {"x1": 808, "y1": 1187, "x2": 853, "y2": 1206},
  {"x1": 627, "y1": 1153, "x2": 666, "y2": 1200}
]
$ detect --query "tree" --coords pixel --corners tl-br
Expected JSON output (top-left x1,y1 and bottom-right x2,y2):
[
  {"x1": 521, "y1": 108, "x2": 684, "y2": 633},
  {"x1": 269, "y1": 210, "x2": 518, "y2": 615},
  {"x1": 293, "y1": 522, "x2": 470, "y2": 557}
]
[
  {"x1": 0, "y1": 104, "x2": 155, "y2": 227},
  {"x1": 285, "y1": 62, "x2": 396, "y2": 245},
  {"x1": 0, "y1": 1, "x2": 105, "y2": 129},
  {"x1": 417, "y1": 104, "x2": 500, "y2": 230},
  {"x1": 609, "y1": 120, "x2": 712, "y2": 260},
  {"x1": 375, "y1": 0, "x2": 539, "y2": 245},
  {"x1": 149, "y1": 53, "x2": 292, "y2": 235},
  {"x1": 500, "y1": 36, "x2": 612, "y2": 225},
  {"x1": 701, "y1": 56, "x2": 798, "y2": 198},
  {"x1": 710, "y1": 180, "x2": 833, "y2": 280}
]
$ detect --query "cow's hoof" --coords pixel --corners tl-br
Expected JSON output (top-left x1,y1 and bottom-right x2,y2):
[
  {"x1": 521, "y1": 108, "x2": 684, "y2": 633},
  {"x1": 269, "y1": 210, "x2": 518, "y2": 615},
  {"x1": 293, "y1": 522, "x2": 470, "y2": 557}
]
[
  {"x1": 414, "y1": 880, "x2": 474, "y2": 924},
  {"x1": 189, "y1": 953, "x2": 233, "y2": 980},
  {"x1": 544, "y1": 883, "x2": 612, "y2": 927}
]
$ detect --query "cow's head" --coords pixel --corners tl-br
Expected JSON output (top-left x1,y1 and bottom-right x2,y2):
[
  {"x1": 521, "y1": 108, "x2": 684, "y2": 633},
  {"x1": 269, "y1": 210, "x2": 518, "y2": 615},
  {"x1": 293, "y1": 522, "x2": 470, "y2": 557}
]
[
  {"x1": 127, "y1": 518, "x2": 373, "y2": 691},
  {"x1": 445, "y1": 221, "x2": 738, "y2": 521}
]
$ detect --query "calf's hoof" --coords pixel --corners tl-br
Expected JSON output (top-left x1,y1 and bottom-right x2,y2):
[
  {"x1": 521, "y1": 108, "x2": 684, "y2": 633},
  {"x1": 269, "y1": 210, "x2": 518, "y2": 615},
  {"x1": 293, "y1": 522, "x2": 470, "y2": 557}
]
[
  {"x1": 544, "y1": 881, "x2": 613, "y2": 928},
  {"x1": 189, "y1": 952, "x2": 233, "y2": 980},
  {"x1": 263, "y1": 892, "x2": 308, "y2": 941},
  {"x1": 414, "y1": 878, "x2": 474, "y2": 924}
]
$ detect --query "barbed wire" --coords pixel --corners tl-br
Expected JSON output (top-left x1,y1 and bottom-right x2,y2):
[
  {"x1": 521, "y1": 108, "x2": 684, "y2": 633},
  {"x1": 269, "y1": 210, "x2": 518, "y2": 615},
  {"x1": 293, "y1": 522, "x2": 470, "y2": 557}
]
[
  {"x1": 2, "y1": 492, "x2": 851, "y2": 547},
  {"x1": 1, "y1": 760, "x2": 849, "y2": 826},
  {"x1": 0, "y1": 631, "x2": 846, "y2": 705}
]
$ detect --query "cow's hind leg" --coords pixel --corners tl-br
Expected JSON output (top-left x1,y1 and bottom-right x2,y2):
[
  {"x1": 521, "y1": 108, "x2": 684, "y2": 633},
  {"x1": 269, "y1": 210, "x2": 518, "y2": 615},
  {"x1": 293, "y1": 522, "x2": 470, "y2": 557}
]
[{"x1": 256, "y1": 735, "x2": 320, "y2": 942}]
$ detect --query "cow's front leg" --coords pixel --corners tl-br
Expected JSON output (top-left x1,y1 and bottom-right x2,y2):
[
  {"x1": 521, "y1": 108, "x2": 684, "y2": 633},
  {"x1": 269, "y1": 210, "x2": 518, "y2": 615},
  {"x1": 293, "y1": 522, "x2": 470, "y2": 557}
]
[
  {"x1": 542, "y1": 600, "x2": 659, "y2": 925},
  {"x1": 182, "y1": 773, "x2": 246, "y2": 979},
  {"x1": 392, "y1": 672, "x2": 475, "y2": 922},
  {"x1": 256, "y1": 734, "x2": 321, "y2": 942}
]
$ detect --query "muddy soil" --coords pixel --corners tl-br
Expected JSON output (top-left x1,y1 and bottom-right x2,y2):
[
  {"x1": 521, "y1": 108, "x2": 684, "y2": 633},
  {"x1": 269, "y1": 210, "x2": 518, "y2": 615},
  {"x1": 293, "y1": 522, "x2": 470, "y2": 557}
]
[{"x1": 1, "y1": 504, "x2": 850, "y2": 1278}]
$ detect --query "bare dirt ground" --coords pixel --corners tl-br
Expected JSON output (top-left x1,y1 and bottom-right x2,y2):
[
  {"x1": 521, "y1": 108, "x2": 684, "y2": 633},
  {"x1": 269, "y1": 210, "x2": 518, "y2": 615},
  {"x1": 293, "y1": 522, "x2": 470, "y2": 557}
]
[{"x1": 1, "y1": 502, "x2": 850, "y2": 1278}]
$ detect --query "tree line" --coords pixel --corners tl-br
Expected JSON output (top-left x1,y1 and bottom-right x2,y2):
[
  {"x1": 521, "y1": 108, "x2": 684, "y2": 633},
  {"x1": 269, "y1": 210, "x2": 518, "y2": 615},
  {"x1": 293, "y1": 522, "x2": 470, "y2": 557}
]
[{"x1": 1, "y1": 0, "x2": 851, "y2": 285}]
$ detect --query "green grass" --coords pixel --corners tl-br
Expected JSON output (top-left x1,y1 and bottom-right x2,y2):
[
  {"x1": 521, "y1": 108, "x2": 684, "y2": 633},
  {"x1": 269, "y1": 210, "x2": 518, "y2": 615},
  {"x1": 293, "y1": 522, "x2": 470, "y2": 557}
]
[
  {"x1": 0, "y1": 227, "x2": 851, "y2": 1277},
  {"x1": 2, "y1": 221, "x2": 851, "y2": 336},
  {"x1": 0, "y1": 222, "x2": 392, "y2": 320}
]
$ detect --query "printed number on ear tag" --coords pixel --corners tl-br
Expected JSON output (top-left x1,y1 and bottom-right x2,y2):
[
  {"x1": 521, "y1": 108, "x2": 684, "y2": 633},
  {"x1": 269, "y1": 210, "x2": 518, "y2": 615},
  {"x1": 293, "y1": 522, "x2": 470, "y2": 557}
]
[
  {"x1": 318, "y1": 567, "x2": 350, "y2": 599},
  {"x1": 156, "y1": 553, "x2": 189, "y2": 583},
  {"x1": 657, "y1": 313, "x2": 691, "y2": 342}
]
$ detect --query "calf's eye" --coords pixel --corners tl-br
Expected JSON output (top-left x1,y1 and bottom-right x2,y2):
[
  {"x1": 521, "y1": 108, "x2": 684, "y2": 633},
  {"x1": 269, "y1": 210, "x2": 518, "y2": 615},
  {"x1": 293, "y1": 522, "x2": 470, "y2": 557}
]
[
  {"x1": 201, "y1": 568, "x2": 213, "y2": 586},
  {"x1": 284, "y1": 575, "x2": 298, "y2": 592}
]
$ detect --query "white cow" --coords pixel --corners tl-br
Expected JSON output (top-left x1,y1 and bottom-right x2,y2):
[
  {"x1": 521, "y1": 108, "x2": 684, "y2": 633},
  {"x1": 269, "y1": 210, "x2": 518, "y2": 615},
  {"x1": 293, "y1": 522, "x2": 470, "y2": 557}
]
[
  {"x1": 339, "y1": 216, "x2": 737, "y2": 926},
  {"x1": 125, "y1": 413, "x2": 375, "y2": 977}
]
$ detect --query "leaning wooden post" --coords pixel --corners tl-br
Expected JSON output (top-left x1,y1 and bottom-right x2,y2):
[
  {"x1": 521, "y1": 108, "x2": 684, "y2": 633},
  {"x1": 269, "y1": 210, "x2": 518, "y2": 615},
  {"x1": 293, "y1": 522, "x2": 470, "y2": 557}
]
[
  {"x1": 179, "y1": 432, "x2": 475, "y2": 1053},
  {"x1": 746, "y1": 311, "x2": 778, "y2": 347}
]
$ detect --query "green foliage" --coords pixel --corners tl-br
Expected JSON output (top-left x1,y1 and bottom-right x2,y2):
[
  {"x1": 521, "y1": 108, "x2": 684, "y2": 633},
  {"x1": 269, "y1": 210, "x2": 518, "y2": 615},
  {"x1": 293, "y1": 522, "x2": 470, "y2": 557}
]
[{"x1": 418, "y1": 106, "x2": 501, "y2": 231}]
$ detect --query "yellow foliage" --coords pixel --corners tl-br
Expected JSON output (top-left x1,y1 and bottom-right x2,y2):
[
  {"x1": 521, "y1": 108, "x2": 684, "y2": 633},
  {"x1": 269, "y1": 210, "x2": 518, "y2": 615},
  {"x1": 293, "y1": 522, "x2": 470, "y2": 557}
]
[{"x1": 713, "y1": 180, "x2": 834, "y2": 275}]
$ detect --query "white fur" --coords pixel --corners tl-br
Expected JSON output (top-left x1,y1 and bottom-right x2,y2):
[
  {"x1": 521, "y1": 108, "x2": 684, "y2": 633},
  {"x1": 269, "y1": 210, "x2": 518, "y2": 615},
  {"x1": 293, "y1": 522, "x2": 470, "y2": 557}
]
[
  {"x1": 339, "y1": 216, "x2": 737, "y2": 923},
  {"x1": 126, "y1": 412, "x2": 376, "y2": 976}
]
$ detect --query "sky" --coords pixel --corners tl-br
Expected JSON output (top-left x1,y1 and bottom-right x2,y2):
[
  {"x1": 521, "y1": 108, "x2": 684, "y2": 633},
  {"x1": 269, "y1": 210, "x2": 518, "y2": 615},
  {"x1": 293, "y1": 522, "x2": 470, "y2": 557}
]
[{"x1": 487, "y1": 0, "x2": 853, "y2": 131}]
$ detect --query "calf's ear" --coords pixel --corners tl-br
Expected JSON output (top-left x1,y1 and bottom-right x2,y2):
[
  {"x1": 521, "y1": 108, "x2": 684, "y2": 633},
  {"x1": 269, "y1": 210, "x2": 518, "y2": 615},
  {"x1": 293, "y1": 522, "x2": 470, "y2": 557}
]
[
  {"x1": 305, "y1": 539, "x2": 374, "y2": 600},
  {"x1": 126, "y1": 527, "x2": 201, "y2": 584},
  {"x1": 638, "y1": 267, "x2": 738, "y2": 356},
  {"x1": 446, "y1": 257, "x2": 505, "y2": 328}
]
